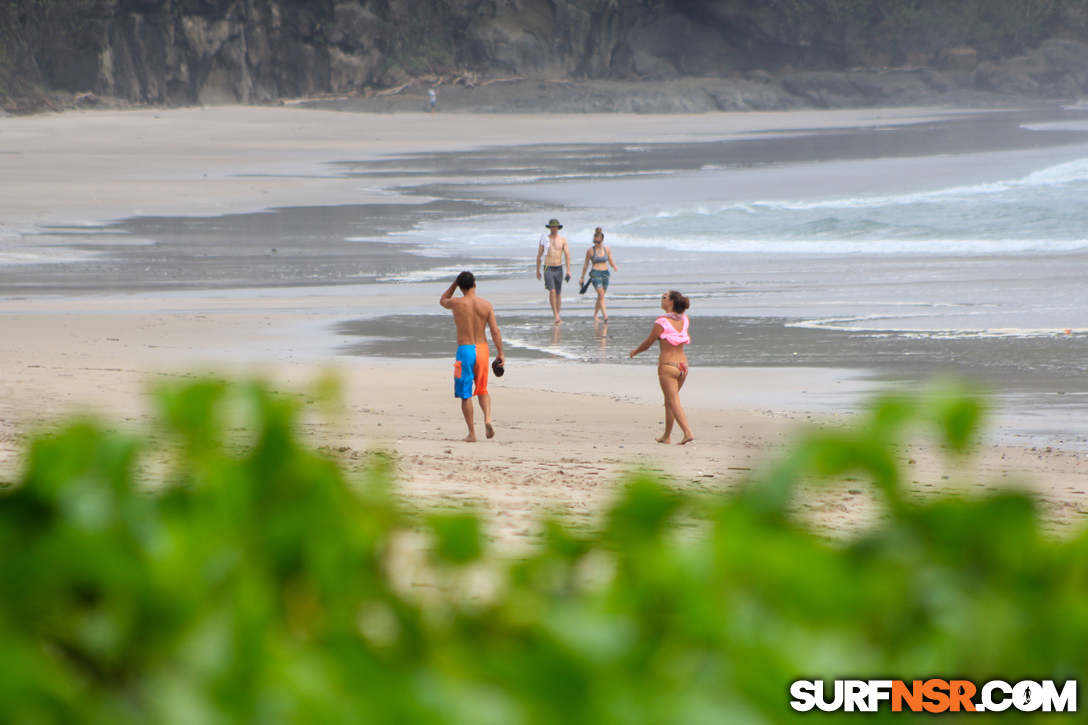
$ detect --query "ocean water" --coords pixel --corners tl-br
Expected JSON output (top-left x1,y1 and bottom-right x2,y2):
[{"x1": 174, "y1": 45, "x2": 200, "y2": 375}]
[
  {"x1": 398, "y1": 153, "x2": 1088, "y2": 257},
  {"x1": 334, "y1": 109, "x2": 1088, "y2": 444},
  {"x1": 377, "y1": 116, "x2": 1088, "y2": 338},
  {"x1": 617, "y1": 157, "x2": 1088, "y2": 254}
]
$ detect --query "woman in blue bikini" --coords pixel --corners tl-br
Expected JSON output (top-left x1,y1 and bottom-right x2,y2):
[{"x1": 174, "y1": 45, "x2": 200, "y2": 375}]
[
  {"x1": 578, "y1": 227, "x2": 619, "y2": 322},
  {"x1": 629, "y1": 290, "x2": 694, "y2": 445}
]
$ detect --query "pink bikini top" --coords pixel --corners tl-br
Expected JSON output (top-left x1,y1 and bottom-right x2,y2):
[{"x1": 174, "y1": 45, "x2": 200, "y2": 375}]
[{"x1": 656, "y1": 314, "x2": 690, "y2": 346}]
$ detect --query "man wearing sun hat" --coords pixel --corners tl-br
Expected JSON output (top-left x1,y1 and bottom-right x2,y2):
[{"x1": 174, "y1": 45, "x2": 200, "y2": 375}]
[{"x1": 535, "y1": 218, "x2": 571, "y2": 324}]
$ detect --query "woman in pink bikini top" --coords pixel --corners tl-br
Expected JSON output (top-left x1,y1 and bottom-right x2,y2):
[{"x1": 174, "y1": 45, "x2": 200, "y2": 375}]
[{"x1": 629, "y1": 290, "x2": 694, "y2": 445}]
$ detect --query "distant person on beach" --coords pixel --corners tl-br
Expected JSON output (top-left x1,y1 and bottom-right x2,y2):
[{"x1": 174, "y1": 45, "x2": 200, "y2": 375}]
[
  {"x1": 629, "y1": 290, "x2": 694, "y2": 445},
  {"x1": 441, "y1": 271, "x2": 505, "y2": 442},
  {"x1": 579, "y1": 227, "x2": 619, "y2": 322},
  {"x1": 535, "y1": 218, "x2": 571, "y2": 324},
  {"x1": 428, "y1": 88, "x2": 437, "y2": 113}
]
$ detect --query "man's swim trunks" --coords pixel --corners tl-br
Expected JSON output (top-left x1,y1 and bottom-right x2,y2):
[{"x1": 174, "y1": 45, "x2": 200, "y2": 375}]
[
  {"x1": 543, "y1": 265, "x2": 564, "y2": 293},
  {"x1": 589, "y1": 268, "x2": 610, "y2": 291},
  {"x1": 454, "y1": 344, "x2": 489, "y2": 399}
]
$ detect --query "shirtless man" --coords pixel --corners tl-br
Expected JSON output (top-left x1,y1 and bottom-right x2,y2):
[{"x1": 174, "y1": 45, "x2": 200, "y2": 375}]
[
  {"x1": 440, "y1": 271, "x2": 505, "y2": 442},
  {"x1": 535, "y1": 218, "x2": 571, "y2": 324}
]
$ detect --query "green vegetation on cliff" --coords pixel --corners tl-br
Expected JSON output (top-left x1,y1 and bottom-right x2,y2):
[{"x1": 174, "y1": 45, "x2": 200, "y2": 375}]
[{"x1": 1, "y1": 377, "x2": 1085, "y2": 722}]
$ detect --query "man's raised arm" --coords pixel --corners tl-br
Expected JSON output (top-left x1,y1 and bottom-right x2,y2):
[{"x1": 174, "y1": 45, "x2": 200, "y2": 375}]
[{"x1": 440, "y1": 279, "x2": 459, "y2": 309}]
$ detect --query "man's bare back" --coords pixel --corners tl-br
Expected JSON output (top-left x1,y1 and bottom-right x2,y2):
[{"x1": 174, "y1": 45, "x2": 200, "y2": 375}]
[
  {"x1": 448, "y1": 294, "x2": 494, "y2": 346},
  {"x1": 440, "y1": 272, "x2": 505, "y2": 442},
  {"x1": 441, "y1": 278, "x2": 503, "y2": 357}
]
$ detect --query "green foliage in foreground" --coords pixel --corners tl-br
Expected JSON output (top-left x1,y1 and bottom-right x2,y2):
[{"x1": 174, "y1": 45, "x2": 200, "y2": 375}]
[{"x1": 1, "y1": 379, "x2": 1086, "y2": 724}]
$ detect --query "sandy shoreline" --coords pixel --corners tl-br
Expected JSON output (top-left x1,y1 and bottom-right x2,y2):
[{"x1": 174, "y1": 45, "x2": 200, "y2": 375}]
[
  {"x1": 3, "y1": 289, "x2": 1087, "y2": 545},
  {"x1": 2, "y1": 105, "x2": 1087, "y2": 544}
]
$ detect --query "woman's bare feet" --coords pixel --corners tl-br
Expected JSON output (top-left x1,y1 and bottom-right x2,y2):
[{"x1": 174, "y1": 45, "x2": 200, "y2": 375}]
[
  {"x1": 485, "y1": 423, "x2": 495, "y2": 439},
  {"x1": 656, "y1": 435, "x2": 670, "y2": 444},
  {"x1": 463, "y1": 433, "x2": 477, "y2": 443},
  {"x1": 678, "y1": 435, "x2": 694, "y2": 445}
]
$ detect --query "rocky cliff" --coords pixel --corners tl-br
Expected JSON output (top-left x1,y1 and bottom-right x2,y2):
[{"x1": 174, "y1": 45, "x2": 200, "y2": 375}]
[{"x1": 6, "y1": 0, "x2": 1088, "y2": 109}]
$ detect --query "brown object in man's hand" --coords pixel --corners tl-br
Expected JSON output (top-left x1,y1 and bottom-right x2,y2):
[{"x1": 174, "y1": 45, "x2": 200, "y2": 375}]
[{"x1": 492, "y1": 359, "x2": 505, "y2": 377}]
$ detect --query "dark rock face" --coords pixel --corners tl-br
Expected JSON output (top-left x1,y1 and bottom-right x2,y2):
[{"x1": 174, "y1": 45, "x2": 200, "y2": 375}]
[
  {"x1": 9, "y1": 0, "x2": 1088, "y2": 108},
  {"x1": 84, "y1": 0, "x2": 335, "y2": 104}
]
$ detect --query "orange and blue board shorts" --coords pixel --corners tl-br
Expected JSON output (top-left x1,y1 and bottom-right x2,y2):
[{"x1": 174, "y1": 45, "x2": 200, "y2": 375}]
[{"x1": 454, "y1": 344, "x2": 489, "y2": 399}]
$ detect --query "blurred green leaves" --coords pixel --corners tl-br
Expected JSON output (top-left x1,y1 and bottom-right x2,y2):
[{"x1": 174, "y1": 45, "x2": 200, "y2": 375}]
[
  {"x1": 428, "y1": 512, "x2": 484, "y2": 566},
  {"x1": 0, "y1": 377, "x2": 1084, "y2": 724}
]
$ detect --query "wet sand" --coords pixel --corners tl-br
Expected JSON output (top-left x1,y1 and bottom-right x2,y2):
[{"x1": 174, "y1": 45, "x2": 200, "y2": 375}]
[
  {"x1": 3, "y1": 287, "x2": 1087, "y2": 545},
  {"x1": 2, "y1": 106, "x2": 1087, "y2": 544},
  {"x1": 2, "y1": 105, "x2": 979, "y2": 226},
  {"x1": 1, "y1": 105, "x2": 1012, "y2": 290}
]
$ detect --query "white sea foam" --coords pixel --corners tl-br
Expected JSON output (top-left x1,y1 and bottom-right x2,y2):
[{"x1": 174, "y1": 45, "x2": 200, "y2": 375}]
[
  {"x1": 628, "y1": 157, "x2": 1088, "y2": 220},
  {"x1": 603, "y1": 155, "x2": 1088, "y2": 254},
  {"x1": 377, "y1": 263, "x2": 515, "y2": 283},
  {"x1": 368, "y1": 152, "x2": 1088, "y2": 261},
  {"x1": 790, "y1": 315, "x2": 1084, "y2": 339},
  {"x1": 502, "y1": 336, "x2": 585, "y2": 361},
  {"x1": 604, "y1": 235, "x2": 1088, "y2": 255},
  {"x1": 895, "y1": 329, "x2": 1084, "y2": 340},
  {"x1": 0, "y1": 250, "x2": 101, "y2": 266},
  {"x1": 1023, "y1": 121, "x2": 1088, "y2": 132}
]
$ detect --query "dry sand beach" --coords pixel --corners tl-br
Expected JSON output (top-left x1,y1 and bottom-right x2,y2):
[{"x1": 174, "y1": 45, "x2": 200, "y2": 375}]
[{"x1": 2, "y1": 106, "x2": 1088, "y2": 547}]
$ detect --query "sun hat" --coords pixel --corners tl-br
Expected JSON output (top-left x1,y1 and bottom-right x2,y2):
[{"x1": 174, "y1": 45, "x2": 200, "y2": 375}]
[{"x1": 545, "y1": 219, "x2": 563, "y2": 229}]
